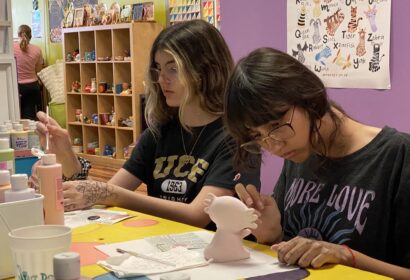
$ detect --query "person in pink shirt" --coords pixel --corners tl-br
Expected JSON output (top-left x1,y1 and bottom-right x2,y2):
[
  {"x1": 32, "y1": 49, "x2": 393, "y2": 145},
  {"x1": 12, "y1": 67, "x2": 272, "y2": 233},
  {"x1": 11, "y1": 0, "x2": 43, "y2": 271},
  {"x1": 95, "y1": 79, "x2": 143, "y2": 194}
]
[{"x1": 13, "y1": 24, "x2": 44, "y2": 120}]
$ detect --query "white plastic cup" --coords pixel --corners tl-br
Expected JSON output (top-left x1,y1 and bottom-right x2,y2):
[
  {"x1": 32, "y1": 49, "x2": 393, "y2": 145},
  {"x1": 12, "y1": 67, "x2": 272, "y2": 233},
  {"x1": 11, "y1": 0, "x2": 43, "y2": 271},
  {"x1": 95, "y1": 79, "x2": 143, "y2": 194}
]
[
  {"x1": 8, "y1": 225, "x2": 72, "y2": 279},
  {"x1": 0, "y1": 194, "x2": 44, "y2": 279}
]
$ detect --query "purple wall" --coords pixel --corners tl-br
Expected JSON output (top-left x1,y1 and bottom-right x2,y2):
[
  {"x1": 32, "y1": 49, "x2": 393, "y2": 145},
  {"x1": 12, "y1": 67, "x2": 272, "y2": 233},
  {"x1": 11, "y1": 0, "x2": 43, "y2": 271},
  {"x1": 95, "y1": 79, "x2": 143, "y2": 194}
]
[{"x1": 221, "y1": 0, "x2": 410, "y2": 194}]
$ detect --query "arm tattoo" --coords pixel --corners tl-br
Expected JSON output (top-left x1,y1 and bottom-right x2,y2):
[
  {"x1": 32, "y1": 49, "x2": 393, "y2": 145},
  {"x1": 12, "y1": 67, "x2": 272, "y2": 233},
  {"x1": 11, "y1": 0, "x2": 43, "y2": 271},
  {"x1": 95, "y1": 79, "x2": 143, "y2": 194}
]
[{"x1": 75, "y1": 180, "x2": 118, "y2": 205}]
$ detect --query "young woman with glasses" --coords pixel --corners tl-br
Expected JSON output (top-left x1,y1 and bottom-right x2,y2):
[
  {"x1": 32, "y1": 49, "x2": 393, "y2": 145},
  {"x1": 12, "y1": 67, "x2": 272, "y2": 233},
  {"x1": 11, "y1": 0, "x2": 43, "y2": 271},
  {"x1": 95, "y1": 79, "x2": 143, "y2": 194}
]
[
  {"x1": 34, "y1": 20, "x2": 260, "y2": 229},
  {"x1": 224, "y1": 47, "x2": 410, "y2": 279}
]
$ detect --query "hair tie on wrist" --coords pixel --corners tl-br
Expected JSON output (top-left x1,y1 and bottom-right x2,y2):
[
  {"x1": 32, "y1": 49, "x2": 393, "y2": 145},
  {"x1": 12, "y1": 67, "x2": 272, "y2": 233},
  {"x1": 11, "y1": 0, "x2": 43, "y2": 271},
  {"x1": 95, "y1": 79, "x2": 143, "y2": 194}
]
[{"x1": 342, "y1": 244, "x2": 356, "y2": 268}]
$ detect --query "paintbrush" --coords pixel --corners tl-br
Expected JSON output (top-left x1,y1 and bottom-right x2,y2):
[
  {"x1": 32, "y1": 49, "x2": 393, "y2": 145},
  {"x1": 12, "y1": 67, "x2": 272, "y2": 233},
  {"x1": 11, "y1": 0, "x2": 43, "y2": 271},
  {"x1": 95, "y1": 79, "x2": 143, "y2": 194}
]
[{"x1": 116, "y1": 248, "x2": 176, "y2": 267}]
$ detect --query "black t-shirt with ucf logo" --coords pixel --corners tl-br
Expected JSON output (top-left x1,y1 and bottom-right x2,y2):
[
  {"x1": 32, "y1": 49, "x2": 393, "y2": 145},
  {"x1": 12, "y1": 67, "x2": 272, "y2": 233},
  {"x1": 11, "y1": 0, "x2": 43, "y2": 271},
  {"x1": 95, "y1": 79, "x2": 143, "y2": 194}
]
[{"x1": 123, "y1": 118, "x2": 260, "y2": 204}]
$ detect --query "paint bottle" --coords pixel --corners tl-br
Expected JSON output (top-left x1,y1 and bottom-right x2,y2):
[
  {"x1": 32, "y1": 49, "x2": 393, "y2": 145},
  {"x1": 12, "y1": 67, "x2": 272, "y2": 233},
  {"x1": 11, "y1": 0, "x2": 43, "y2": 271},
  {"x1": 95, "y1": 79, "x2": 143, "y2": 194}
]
[
  {"x1": 37, "y1": 153, "x2": 64, "y2": 225},
  {"x1": 0, "y1": 170, "x2": 11, "y2": 203},
  {"x1": 28, "y1": 121, "x2": 40, "y2": 149},
  {"x1": 19, "y1": 119, "x2": 30, "y2": 131},
  {"x1": 0, "y1": 124, "x2": 10, "y2": 142},
  {"x1": 53, "y1": 252, "x2": 81, "y2": 280},
  {"x1": 0, "y1": 138, "x2": 15, "y2": 174},
  {"x1": 12, "y1": 122, "x2": 21, "y2": 132},
  {"x1": 4, "y1": 174, "x2": 35, "y2": 202},
  {"x1": 3, "y1": 120, "x2": 13, "y2": 132},
  {"x1": 11, "y1": 123, "x2": 28, "y2": 150}
]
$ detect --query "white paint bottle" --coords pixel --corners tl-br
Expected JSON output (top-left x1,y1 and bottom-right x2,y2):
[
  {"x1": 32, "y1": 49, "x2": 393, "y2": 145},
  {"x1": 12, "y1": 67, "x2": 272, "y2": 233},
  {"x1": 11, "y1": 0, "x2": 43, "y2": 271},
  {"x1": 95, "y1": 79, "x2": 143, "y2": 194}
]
[
  {"x1": 28, "y1": 121, "x2": 40, "y2": 149},
  {"x1": 0, "y1": 124, "x2": 10, "y2": 142},
  {"x1": 11, "y1": 124, "x2": 28, "y2": 150},
  {"x1": 4, "y1": 174, "x2": 35, "y2": 202}
]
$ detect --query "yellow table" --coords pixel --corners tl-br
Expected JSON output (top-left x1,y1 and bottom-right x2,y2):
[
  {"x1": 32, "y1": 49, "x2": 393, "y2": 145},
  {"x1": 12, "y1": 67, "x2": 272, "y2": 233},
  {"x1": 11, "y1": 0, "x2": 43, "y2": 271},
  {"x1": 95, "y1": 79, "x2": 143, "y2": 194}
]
[{"x1": 72, "y1": 207, "x2": 390, "y2": 280}]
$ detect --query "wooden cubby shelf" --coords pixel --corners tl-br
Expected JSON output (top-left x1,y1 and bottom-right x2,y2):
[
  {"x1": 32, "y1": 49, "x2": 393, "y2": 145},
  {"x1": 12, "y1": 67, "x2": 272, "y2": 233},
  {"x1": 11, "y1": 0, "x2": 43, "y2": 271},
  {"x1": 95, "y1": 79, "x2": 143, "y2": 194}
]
[{"x1": 63, "y1": 23, "x2": 162, "y2": 165}]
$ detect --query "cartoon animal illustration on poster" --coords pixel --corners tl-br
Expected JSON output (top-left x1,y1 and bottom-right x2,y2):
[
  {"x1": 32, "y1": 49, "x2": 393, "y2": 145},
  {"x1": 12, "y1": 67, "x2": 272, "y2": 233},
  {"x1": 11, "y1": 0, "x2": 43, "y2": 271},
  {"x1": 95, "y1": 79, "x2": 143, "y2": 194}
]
[{"x1": 287, "y1": 0, "x2": 391, "y2": 89}]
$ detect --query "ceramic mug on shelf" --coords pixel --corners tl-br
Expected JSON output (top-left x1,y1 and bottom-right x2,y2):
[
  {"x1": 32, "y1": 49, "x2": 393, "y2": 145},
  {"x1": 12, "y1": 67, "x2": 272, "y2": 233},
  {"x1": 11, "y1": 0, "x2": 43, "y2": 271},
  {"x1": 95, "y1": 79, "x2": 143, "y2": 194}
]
[
  {"x1": 99, "y1": 113, "x2": 109, "y2": 125},
  {"x1": 115, "y1": 84, "x2": 123, "y2": 94},
  {"x1": 98, "y1": 82, "x2": 107, "y2": 93}
]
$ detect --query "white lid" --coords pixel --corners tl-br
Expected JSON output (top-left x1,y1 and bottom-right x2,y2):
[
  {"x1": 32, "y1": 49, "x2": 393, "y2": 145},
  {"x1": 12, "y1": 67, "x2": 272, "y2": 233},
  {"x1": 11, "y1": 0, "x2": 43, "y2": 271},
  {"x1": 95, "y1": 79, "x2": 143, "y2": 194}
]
[
  {"x1": 0, "y1": 124, "x2": 8, "y2": 132},
  {"x1": 10, "y1": 174, "x2": 28, "y2": 191},
  {"x1": 160, "y1": 273, "x2": 191, "y2": 280},
  {"x1": 42, "y1": 153, "x2": 56, "y2": 165},
  {"x1": 4, "y1": 122, "x2": 13, "y2": 131},
  {"x1": 53, "y1": 252, "x2": 81, "y2": 280},
  {"x1": 0, "y1": 170, "x2": 10, "y2": 185},
  {"x1": 29, "y1": 121, "x2": 37, "y2": 130},
  {"x1": 0, "y1": 138, "x2": 10, "y2": 149},
  {"x1": 14, "y1": 123, "x2": 23, "y2": 131}
]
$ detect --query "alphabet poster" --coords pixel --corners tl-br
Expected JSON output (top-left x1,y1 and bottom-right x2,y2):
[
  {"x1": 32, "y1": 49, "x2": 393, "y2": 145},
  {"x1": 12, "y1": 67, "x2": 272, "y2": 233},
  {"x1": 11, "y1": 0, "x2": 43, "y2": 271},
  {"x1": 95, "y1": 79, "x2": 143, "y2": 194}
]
[{"x1": 287, "y1": 0, "x2": 391, "y2": 89}]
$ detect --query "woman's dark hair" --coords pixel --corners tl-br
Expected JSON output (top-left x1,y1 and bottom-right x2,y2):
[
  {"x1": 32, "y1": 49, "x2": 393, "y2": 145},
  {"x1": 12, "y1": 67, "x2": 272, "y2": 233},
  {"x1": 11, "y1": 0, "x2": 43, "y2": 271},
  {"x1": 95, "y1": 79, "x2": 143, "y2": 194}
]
[{"x1": 224, "y1": 47, "x2": 345, "y2": 169}]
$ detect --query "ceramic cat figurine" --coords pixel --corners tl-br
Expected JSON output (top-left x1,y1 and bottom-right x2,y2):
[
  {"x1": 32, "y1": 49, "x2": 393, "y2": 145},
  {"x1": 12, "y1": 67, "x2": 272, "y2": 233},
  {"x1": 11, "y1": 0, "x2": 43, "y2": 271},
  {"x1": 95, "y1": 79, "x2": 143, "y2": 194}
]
[{"x1": 203, "y1": 193, "x2": 258, "y2": 262}]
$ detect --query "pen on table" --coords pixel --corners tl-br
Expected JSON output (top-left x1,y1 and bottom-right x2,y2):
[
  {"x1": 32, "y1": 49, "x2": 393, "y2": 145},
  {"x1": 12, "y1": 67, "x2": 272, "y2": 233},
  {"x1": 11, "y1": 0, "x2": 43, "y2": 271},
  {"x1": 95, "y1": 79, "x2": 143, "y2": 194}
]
[
  {"x1": 116, "y1": 248, "x2": 176, "y2": 267},
  {"x1": 45, "y1": 106, "x2": 50, "y2": 151}
]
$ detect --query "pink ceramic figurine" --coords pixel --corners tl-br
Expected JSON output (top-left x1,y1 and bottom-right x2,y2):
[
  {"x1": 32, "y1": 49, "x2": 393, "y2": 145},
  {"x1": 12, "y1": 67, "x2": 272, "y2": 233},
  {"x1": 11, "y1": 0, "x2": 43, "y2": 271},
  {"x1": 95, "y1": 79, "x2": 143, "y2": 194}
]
[{"x1": 203, "y1": 193, "x2": 258, "y2": 262}]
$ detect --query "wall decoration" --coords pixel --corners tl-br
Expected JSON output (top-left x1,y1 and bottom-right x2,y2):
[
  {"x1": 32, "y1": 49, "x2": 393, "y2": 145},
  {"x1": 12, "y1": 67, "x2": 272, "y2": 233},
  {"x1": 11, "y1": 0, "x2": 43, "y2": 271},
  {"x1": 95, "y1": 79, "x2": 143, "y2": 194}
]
[
  {"x1": 167, "y1": 0, "x2": 220, "y2": 29},
  {"x1": 32, "y1": 9, "x2": 42, "y2": 38},
  {"x1": 33, "y1": 0, "x2": 39, "y2": 10},
  {"x1": 168, "y1": 0, "x2": 201, "y2": 25},
  {"x1": 287, "y1": 0, "x2": 391, "y2": 89},
  {"x1": 48, "y1": 0, "x2": 97, "y2": 43},
  {"x1": 49, "y1": 0, "x2": 65, "y2": 42}
]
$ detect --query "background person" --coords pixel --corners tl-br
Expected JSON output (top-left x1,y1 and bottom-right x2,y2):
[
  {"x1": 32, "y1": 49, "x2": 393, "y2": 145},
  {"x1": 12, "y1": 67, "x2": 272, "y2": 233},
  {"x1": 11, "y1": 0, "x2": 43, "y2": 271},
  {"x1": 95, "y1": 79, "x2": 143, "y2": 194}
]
[{"x1": 14, "y1": 24, "x2": 44, "y2": 120}]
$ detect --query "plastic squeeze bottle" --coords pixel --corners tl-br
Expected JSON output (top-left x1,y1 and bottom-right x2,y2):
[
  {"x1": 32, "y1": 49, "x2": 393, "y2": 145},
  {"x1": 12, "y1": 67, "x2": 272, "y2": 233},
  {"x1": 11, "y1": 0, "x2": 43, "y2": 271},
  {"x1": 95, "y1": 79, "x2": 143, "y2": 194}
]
[
  {"x1": 0, "y1": 138, "x2": 15, "y2": 174},
  {"x1": 28, "y1": 121, "x2": 40, "y2": 149},
  {"x1": 4, "y1": 174, "x2": 35, "y2": 202},
  {"x1": 53, "y1": 252, "x2": 81, "y2": 280},
  {"x1": 37, "y1": 153, "x2": 64, "y2": 224},
  {"x1": 0, "y1": 170, "x2": 11, "y2": 203},
  {"x1": 0, "y1": 124, "x2": 11, "y2": 142},
  {"x1": 11, "y1": 123, "x2": 28, "y2": 150}
]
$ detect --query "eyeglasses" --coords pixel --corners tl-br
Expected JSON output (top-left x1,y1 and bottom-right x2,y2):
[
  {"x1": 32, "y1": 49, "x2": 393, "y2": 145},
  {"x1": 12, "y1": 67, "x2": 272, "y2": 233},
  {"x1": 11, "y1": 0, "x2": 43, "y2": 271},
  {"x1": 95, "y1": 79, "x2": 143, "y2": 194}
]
[
  {"x1": 240, "y1": 106, "x2": 296, "y2": 154},
  {"x1": 149, "y1": 65, "x2": 178, "y2": 83}
]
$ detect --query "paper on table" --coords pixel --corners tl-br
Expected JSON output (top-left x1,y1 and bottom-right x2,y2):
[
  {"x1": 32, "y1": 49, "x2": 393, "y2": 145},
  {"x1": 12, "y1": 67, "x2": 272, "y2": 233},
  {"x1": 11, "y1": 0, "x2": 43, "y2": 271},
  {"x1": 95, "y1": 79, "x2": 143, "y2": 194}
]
[
  {"x1": 96, "y1": 231, "x2": 300, "y2": 280},
  {"x1": 144, "y1": 232, "x2": 209, "y2": 251},
  {"x1": 64, "y1": 209, "x2": 134, "y2": 228},
  {"x1": 98, "y1": 247, "x2": 210, "y2": 278}
]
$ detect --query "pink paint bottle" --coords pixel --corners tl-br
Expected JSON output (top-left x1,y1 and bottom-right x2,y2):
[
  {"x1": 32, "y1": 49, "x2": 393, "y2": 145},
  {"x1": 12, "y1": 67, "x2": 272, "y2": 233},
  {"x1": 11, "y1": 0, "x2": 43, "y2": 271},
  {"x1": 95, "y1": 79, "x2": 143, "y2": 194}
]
[{"x1": 37, "y1": 153, "x2": 64, "y2": 225}]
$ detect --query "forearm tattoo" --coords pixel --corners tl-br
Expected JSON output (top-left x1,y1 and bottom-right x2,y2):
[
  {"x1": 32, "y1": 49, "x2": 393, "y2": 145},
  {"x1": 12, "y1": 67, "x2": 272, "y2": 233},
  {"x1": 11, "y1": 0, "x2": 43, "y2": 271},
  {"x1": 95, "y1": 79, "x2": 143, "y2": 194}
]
[{"x1": 75, "y1": 180, "x2": 118, "y2": 205}]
